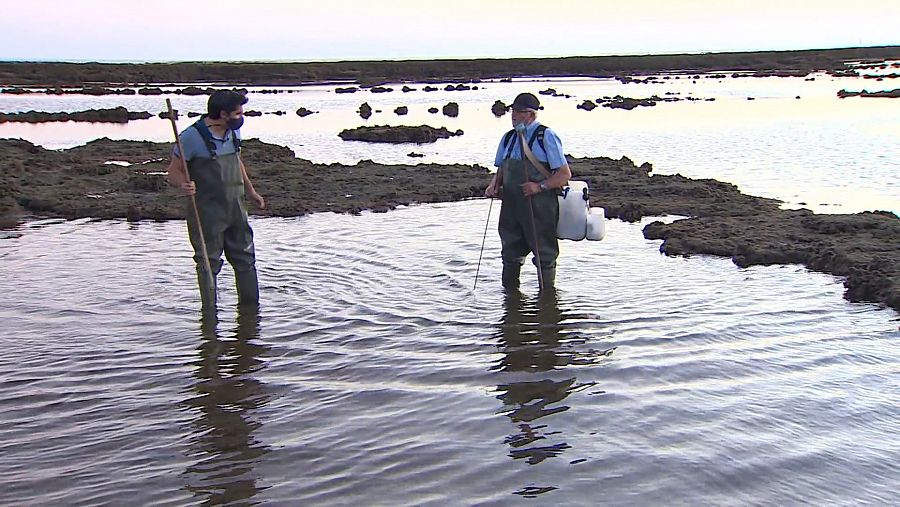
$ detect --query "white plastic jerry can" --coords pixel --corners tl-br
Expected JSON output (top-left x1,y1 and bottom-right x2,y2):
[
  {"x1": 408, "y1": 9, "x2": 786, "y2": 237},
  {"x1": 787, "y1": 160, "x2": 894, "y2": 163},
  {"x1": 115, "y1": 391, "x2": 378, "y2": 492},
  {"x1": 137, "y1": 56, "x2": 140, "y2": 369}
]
[{"x1": 557, "y1": 180, "x2": 590, "y2": 240}]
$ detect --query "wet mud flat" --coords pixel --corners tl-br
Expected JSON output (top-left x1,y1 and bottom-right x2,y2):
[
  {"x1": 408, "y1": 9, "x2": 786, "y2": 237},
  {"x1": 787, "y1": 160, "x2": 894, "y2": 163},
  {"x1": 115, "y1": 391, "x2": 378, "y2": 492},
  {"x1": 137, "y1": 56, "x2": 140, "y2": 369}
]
[{"x1": 1, "y1": 138, "x2": 897, "y2": 312}]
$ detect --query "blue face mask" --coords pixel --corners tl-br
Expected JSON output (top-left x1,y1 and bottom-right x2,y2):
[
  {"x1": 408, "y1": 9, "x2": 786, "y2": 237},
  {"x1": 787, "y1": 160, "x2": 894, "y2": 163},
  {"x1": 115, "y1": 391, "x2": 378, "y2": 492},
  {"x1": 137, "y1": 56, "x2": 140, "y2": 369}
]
[
  {"x1": 514, "y1": 121, "x2": 527, "y2": 133},
  {"x1": 226, "y1": 116, "x2": 244, "y2": 131}
]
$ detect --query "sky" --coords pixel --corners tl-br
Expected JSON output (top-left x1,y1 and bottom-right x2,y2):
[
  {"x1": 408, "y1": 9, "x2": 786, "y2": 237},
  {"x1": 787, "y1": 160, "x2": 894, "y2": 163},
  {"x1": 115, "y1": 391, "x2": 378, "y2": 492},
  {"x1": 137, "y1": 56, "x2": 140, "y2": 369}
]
[{"x1": 1, "y1": 0, "x2": 898, "y2": 62}]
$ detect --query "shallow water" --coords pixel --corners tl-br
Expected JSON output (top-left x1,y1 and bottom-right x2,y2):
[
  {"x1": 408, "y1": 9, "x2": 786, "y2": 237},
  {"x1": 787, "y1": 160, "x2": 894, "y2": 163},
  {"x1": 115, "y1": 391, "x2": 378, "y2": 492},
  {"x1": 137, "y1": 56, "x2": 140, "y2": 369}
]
[
  {"x1": 2, "y1": 72, "x2": 899, "y2": 504},
  {"x1": 1, "y1": 202, "x2": 898, "y2": 505}
]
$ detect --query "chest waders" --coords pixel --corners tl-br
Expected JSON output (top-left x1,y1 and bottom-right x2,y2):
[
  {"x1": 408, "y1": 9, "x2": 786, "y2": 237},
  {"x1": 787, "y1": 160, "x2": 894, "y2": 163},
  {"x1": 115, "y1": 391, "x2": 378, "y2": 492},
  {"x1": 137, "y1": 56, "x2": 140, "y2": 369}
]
[
  {"x1": 187, "y1": 148, "x2": 258, "y2": 310},
  {"x1": 498, "y1": 156, "x2": 559, "y2": 290}
]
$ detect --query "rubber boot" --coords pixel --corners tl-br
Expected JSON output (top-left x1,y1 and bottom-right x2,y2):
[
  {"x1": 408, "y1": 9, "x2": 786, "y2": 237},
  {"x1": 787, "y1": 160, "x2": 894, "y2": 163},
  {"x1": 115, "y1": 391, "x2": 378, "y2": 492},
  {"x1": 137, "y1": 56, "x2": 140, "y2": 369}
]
[
  {"x1": 236, "y1": 304, "x2": 261, "y2": 341},
  {"x1": 235, "y1": 268, "x2": 259, "y2": 307},
  {"x1": 502, "y1": 262, "x2": 521, "y2": 290},
  {"x1": 197, "y1": 267, "x2": 217, "y2": 313},
  {"x1": 200, "y1": 311, "x2": 219, "y2": 339},
  {"x1": 539, "y1": 267, "x2": 556, "y2": 291}
]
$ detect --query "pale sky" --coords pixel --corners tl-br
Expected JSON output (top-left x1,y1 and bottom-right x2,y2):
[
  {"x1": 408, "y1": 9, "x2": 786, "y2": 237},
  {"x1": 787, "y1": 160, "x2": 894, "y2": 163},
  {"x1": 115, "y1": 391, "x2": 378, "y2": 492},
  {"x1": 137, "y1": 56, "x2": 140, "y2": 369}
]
[{"x1": 2, "y1": 0, "x2": 898, "y2": 62}]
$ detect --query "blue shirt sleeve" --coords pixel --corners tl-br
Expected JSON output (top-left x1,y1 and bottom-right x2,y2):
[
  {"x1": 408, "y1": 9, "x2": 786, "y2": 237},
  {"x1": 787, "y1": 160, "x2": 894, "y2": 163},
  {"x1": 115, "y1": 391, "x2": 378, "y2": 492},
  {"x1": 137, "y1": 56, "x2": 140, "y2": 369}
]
[
  {"x1": 172, "y1": 127, "x2": 200, "y2": 161},
  {"x1": 541, "y1": 128, "x2": 567, "y2": 170}
]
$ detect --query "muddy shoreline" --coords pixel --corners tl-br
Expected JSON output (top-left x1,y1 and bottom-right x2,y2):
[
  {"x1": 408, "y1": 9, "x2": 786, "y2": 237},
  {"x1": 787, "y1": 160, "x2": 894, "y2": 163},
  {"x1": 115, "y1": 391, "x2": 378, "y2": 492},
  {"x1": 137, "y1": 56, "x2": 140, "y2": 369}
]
[
  {"x1": 1, "y1": 137, "x2": 897, "y2": 313},
  {"x1": 1, "y1": 47, "x2": 898, "y2": 87}
]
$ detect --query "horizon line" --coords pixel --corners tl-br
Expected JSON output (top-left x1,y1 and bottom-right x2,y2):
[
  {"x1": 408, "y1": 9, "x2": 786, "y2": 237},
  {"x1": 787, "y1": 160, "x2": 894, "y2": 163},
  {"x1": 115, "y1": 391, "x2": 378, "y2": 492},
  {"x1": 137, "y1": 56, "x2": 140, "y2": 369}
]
[{"x1": 2, "y1": 44, "x2": 898, "y2": 65}]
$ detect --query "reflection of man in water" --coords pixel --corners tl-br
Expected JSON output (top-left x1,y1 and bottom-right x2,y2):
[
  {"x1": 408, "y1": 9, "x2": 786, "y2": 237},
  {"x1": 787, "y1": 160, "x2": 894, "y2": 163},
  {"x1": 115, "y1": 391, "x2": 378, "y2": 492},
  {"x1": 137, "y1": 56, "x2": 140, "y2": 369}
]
[
  {"x1": 495, "y1": 290, "x2": 574, "y2": 465},
  {"x1": 182, "y1": 309, "x2": 270, "y2": 504}
]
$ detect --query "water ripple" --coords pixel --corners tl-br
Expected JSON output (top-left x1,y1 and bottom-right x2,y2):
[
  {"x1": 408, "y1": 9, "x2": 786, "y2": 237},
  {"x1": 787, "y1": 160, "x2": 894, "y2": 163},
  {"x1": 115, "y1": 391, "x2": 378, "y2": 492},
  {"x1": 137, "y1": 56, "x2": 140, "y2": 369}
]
[{"x1": 0, "y1": 202, "x2": 897, "y2": 505}]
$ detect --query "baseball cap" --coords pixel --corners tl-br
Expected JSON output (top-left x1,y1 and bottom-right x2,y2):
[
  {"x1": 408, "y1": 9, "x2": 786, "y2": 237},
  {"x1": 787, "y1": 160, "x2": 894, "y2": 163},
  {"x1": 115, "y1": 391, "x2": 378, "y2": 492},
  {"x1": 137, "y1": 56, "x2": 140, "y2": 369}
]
[{"x1": 511, "y1": 92, "x2": 542, "y2": 111}]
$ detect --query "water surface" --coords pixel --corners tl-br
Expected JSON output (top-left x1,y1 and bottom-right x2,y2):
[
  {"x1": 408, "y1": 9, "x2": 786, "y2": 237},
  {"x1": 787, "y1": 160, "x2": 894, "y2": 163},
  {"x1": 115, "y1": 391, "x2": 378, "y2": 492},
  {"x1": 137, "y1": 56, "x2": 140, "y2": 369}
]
[{"x1": 2, "y1": 203, "x2": 897, "y2": 505}]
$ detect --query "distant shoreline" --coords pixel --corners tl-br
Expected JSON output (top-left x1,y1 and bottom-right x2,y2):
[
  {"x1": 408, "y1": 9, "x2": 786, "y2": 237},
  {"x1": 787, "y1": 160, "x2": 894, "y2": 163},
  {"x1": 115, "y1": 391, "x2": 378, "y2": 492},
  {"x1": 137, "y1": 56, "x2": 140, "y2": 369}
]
[
  {"x1": 1, "y1": 46, "x2": 898, "y2": 87},
  {"x1": 3, "y1": 44, "x2": 891, "y2": 65}
]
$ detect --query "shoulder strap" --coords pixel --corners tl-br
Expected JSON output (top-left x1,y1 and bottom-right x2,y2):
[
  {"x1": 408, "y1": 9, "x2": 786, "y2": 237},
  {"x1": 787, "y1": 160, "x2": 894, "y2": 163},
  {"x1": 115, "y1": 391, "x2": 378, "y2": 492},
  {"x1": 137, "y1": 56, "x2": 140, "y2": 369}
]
[
  {"x1": 503, "y1": 125, "x2": 547, "y2": 160},
  {"x1": 191, "y1": 116, "x2": 218, "y2": 159},
  {"x1": 193, "y1": 116, "x2": 242, "y2": 157},
  {"x1": 527, "y1": 124, "x2": 548, "y2": 152},
  {"x1": 502, "y1": 129, "x2": 516, "y2": 160},
  {"x1": 231, "y1": 129, "x2": 241, "y2": 152},
  {"x1": 503, "y1": 125, "x2": 547, "y2": 161},
  {"x1": 519, "y1": 131, "x2": 552, "y2": 180},
  {"x1": 533, "y1": 125, "x2": 568, "y2": 176},
  {"x1": 535, "y1": 124, "x2": 547, "y2": 153}
]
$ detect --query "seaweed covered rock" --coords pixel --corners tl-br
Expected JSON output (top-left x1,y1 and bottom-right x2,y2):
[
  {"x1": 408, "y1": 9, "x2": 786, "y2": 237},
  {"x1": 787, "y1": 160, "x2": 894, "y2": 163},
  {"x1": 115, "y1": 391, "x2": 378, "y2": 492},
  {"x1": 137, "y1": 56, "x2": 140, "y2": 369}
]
[{"x1": 338, "y1": 125, "x2": 463, "y2": 144}]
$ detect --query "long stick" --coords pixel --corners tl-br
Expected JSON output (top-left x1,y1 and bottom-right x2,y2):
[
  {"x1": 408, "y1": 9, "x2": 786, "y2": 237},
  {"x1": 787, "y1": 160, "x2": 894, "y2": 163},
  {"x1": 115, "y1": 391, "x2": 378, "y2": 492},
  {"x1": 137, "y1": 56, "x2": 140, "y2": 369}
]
[
  {"x1": 473, "y1": 197, "x2": 494, "y2": 290},
  {"x1": 166, "y1": 99, "x2": 215, "y2": 296},
  {"x1": 517, "y1": 131, "x2": 546, "y2": 291},
  {"x1": 526, "y1": 195, "x2": 544, "y2": 291}
]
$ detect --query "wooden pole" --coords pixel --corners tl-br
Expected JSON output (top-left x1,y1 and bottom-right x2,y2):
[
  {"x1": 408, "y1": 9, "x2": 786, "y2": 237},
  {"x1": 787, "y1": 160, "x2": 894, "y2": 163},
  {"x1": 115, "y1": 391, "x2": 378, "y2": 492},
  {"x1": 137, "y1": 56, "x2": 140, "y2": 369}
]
[
  {"x1": 517, "y1": 131, "x2": 546, "y2": 291},
  {"x1": 526, "y1": 195, "x2": 544, "y2": 291},
  {"x1": 165, "y1": 99, "x2": 215, "y2": 299}
]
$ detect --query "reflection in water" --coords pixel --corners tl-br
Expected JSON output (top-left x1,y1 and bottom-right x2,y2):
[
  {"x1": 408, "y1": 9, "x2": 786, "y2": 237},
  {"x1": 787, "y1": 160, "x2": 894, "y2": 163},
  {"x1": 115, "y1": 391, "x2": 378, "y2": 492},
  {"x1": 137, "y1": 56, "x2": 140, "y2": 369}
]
[
  {"x1": 495, "y1": 289, "x2": 575, "y2": 468},
  {"x1": 2, "y1": 207, "x2": 897, "y2": 504},
  {"x1": 182, "y1": 308, "x2": 271, "y2": 505},
  {"x1": 495, "y1": 289, "x2": 614, "y2": 499}
]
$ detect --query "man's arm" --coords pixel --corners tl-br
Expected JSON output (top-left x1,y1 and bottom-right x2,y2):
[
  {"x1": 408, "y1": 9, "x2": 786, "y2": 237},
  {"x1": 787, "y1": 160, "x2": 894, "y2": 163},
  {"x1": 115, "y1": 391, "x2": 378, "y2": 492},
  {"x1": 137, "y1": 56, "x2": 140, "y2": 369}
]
[
  {"x1": 166, "y1": 155, "x2": 195, "y2": 195},
  {"x1": 521, "y1": 163, "x2": 571, "y2": 197},
  {"x1": 485, "y1": 137, "x2": 509, "y2": 197},
  {"x1": 485, "y1": 170, "x2": 504, "y2": 198},
  {"x1": 544, "y1": 163, "x2": 572, "y2": 190},
  {"x1": 238, "y1": 155, "x2": 266, "y2": 209}
]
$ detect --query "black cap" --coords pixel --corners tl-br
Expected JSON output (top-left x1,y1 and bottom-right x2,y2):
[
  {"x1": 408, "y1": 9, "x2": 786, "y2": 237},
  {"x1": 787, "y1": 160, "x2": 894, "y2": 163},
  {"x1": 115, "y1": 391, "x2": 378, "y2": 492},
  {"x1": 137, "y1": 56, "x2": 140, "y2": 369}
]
[{"x1": 511, "y1": 92, "x2": 541, "y2": 111}]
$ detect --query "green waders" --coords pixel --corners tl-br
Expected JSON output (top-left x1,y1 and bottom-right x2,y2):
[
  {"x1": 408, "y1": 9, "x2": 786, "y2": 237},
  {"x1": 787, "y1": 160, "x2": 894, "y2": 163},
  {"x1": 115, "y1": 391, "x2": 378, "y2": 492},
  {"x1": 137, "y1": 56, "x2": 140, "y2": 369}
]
[
  {"x1": 498, "y1": 158, "x2": 559, "y2": 290},
  {"x1": 187, "y1": 151, "x2": 258, "y2": 311}
]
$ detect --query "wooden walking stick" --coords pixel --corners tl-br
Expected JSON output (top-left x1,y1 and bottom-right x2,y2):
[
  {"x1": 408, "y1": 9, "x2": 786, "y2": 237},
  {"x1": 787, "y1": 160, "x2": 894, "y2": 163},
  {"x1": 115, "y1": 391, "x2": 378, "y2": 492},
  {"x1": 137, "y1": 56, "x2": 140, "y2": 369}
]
[
  {"x1": 165, "y1": 99, "x2": 215, "y2": 299},
  {"x1": 519, "y1": 131, "x2": 551, "y2": 291},
  {"x1": 526, "y1": 195, "x2": 544, "y2": 291}
]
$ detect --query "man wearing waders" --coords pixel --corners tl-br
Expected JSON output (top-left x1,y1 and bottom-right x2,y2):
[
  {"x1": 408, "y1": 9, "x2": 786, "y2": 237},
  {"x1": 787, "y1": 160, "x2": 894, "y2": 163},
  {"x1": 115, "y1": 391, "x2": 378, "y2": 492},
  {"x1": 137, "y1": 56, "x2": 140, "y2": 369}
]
[
  {"x1": 484, "y1": 92, "x2": 572, "y2": 291},
  {"x1": 166, "y1": 90, "x2": 266, "y2": 311}
]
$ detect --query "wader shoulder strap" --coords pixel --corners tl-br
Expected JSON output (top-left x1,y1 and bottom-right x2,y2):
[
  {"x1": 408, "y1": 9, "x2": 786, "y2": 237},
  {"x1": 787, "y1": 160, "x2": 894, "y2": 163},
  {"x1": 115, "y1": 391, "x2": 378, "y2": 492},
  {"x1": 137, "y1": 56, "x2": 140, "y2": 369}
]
[
  {"x1": 502, "y1": 129, "x2": 516, "y2": 160},
  {"x1": 518, "y1": 131, "x2": 552, "y2": 180},
  {"x1": 192, "y1": 116, "x2": 241, "y2": 159},
  {"x1": 528, "y1": 125, "x2": 547, "y2": 153},
  {"x1": 192, "y1": 117, "x2": 217, "y2": 159},
  {"x1": 232, "y1": 131, "x2": 242, "y2": 153},
  {"x1": 532, "y1": 125, "x2": 547, "y2": 153},
  {"x1": 503, "y1": 125, "x2": 548, "y2": 160}
]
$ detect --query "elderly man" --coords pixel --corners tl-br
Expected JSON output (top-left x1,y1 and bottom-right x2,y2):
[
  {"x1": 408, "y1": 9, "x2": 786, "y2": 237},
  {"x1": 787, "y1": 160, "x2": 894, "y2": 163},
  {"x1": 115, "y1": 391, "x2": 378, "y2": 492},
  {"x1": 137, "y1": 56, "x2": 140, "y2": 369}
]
[{"x1": 485, "y1": 92, "x2": 572, "y2": 291}]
